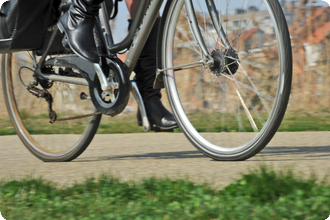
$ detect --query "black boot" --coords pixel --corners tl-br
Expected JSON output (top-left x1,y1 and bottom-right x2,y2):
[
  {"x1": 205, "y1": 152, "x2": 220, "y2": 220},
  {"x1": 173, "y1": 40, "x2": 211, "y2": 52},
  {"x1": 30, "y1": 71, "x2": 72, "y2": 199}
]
[
  {"x1": 134, "y1": 18, "x2": 178, "y2": 132},
  {"x1": 137, "y1": 96, "x2": 178, "y2": 132},
  {"x1": 57, "y1": 0, "x2": 103, "y2": 63}
]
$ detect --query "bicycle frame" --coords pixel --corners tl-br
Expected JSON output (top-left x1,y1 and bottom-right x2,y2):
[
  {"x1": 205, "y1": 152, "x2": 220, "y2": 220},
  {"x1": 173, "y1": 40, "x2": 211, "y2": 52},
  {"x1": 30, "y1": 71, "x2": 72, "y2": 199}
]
[
  {"x1": 100, "y1": 0, "x2": 232, "y2": 75},
  {"x1": 33, "y1": 0, "x2": 231, "y2": 131},
  {"x1": 2, "y1": 0, "x2": 292, "y2": 161}
]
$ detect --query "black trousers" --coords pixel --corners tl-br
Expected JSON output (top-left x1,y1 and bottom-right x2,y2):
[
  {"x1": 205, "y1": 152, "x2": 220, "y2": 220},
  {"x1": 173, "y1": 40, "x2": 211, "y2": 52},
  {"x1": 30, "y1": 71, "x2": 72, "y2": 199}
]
[
  {"x1": 80, "y1": 0, "x2": 161, "y2": 100},
  {"x1": 133, "y1": 17, "x2": 161, "y2": 100}
]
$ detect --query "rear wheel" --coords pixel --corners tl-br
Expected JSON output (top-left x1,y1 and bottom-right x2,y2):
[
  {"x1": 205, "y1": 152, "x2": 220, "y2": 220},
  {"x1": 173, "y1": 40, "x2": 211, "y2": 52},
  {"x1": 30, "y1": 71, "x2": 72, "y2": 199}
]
[
  {"x1": 161, "y1": 0, "x2": 292, "y2": 160},
  {"x1": 1, "y1": 52, "x2": 101, "y2": 162}
]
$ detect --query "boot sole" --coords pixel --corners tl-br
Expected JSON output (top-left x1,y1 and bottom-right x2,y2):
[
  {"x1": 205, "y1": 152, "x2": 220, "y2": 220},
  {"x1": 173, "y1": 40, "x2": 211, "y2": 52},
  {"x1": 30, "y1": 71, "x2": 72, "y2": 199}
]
[{"x1": 137, "y1": 120, "x2": 178, "y2": 132}]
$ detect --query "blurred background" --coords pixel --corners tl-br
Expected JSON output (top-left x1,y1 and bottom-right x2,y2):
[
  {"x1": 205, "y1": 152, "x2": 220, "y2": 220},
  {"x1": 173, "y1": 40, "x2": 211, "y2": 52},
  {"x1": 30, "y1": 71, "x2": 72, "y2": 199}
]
[
  {"x1": 282, "y1": 0, "x2": 330, "y2": 113},
  {"x1": 0, "y1": 0, "x2": 329, "y2": 131},
  {"x1": 114, "y1": 0, "x2": 330, "y2": 128}
]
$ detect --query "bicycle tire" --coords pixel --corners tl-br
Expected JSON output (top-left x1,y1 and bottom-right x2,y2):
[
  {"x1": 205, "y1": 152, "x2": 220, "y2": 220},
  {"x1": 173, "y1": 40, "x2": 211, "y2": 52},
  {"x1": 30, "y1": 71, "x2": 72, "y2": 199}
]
[
  {"x1": 1, "y1": 52, "x2": 102, "y2": 162},
  {"x1": 161, "y1": 0, "x2": 292, "y2": 160}
]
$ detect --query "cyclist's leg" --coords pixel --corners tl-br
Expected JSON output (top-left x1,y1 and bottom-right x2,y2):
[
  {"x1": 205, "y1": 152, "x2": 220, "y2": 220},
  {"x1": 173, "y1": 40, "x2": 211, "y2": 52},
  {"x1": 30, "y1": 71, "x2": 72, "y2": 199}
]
[
  {"x1": 125, "y1": 0, "x2": 139, "y2": 17},
  {"x1": 126, "y1": 0, "x2": 178, "y2": 131},
  {"x1": 58, "y1": 0, "x2": 103, "y2": 63}
]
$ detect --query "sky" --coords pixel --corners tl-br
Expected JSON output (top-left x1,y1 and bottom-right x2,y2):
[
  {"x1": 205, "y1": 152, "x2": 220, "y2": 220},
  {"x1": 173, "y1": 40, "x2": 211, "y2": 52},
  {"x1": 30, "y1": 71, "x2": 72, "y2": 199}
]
[{"x1": 111, "y1": 0, "x2": 329, "y2": 42}]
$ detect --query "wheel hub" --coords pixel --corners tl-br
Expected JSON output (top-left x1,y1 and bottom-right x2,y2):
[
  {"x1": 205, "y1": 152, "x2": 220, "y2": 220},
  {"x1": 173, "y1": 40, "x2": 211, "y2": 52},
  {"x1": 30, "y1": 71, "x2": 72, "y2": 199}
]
[
  {"x1": 210, "y1": 48, "x2": 239, "y2": 76},
  {"x1": 210, "y1": 49, "x2": 226, "y2": 76},
  {"x1": 224, "y1": 48, "x2": 239, "y2": 75}
]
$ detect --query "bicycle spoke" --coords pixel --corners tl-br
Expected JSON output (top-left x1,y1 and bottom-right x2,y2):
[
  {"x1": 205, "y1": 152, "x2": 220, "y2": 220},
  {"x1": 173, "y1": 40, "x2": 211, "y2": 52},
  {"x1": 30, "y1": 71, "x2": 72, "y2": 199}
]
[{"x1": 161, "y1": 0, "x2": 291, "y2": 160}]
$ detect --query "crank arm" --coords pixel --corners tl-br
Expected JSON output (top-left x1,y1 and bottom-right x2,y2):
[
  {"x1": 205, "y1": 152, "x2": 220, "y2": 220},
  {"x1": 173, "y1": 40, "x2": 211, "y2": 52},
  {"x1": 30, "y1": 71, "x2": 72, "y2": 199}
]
[
  {"x1": 131, "y1": 81, "x2": 150, "y2": 132},
  {"x1": 94, "y1": 63, "x2": 113, "y2": 91}
]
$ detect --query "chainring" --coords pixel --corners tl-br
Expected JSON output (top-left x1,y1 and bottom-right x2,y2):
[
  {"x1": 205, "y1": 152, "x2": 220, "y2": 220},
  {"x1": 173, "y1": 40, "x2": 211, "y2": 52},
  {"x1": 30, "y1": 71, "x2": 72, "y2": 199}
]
[{"x1": 89, "y1": 58, "x2": 131, "y2": 116}]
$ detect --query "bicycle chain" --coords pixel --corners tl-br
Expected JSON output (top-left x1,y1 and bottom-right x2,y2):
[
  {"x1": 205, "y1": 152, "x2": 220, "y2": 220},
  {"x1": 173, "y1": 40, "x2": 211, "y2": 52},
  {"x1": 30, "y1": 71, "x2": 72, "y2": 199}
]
[
  {"x1": 25, "y1": 84, "x2": 101, "y2": 123},
  {"x1": 55, "y1": 112, "x2": 102, "y2": 122}
]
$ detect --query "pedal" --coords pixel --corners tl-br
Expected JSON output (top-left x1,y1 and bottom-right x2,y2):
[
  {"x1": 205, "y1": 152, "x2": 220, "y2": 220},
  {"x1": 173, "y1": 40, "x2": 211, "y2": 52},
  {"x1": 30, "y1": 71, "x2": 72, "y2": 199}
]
[{"x1": 80, "y1": 92, "x2": 91, "y2": 100}]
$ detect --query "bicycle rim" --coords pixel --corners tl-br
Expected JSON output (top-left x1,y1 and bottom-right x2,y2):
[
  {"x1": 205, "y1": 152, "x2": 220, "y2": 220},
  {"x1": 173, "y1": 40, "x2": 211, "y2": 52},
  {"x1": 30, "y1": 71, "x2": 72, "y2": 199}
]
[
  {"x1": 1, "y1": 53, "x2": 101, "y2": 162},
  {"x1": 161, "y1": 0, "x2": 292, "y2": 160}
]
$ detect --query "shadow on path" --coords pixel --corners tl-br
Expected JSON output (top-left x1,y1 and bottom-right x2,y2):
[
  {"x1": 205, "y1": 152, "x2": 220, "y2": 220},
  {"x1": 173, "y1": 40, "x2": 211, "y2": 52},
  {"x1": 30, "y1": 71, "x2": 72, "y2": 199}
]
[
  {"x1": 76, "y1": 150, "x2": 207, "y2": 162},
  {"x1": 76, "y1": 145, "x2": 330, "y2": 162},
  {"x1": 248, "y1": 145, "x2": 330, "y2": 162},
  {"x1": 260, "y1": 146, "x2": 330, "y2": 156}
]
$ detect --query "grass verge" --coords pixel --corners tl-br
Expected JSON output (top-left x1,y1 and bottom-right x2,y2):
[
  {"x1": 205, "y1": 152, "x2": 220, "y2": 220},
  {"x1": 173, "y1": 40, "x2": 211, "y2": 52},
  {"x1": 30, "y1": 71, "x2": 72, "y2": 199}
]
[
  {"x1": 0, "y1": 111, "x2": 330, "y2": 135},
  {"x1": 1, "y1": 165, "x2": 330, "y2": 219}
]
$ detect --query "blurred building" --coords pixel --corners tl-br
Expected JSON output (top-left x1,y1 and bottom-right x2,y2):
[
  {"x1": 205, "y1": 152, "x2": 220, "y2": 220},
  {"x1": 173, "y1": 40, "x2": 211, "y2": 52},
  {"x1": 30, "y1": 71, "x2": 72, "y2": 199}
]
[{"x1": 223, "y1": 2, "x2": 330, "y2": 110}]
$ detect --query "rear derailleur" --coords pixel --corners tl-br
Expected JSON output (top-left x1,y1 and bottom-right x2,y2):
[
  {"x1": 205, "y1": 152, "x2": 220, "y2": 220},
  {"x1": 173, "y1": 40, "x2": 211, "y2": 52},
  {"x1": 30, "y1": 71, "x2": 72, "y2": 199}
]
[{"x1": 23, "y1": 67, "x2": 57, "y2": 124}]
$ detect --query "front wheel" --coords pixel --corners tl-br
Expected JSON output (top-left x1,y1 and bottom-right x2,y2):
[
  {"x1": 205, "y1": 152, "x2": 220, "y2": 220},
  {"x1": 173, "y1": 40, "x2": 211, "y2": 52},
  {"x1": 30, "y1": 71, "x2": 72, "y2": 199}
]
[{"x1": 161, "y1": 0, "x2": 292, "y2": 160}]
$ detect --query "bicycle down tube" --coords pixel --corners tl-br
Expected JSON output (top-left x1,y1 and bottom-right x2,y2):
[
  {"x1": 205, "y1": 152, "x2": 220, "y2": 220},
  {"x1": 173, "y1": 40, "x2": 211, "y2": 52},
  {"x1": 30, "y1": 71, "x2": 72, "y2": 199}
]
[
  {"x1": 35, "y1": 0, "x2": 224, "y2": 88},
  {"x1": 100, "y1": 0, "x2": 227, "y2": 75},
  {"x1": 34, "y1": 0, "x2": 229, "y2": 131},
  {"x1": 97, "y1": 0, "x2": 225, "y2": 131}
]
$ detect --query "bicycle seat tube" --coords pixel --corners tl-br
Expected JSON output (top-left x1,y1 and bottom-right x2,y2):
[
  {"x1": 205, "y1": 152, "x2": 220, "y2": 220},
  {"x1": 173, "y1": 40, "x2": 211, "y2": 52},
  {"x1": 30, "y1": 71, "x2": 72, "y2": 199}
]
[{"x1": 99, "y1": 0, "x2": 164, "y2": 74}]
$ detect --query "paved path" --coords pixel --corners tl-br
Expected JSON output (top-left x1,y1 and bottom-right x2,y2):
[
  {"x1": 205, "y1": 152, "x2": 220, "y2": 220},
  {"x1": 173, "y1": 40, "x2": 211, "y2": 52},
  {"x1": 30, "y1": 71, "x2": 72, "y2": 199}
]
[{"x1": 1, "y1": 132, "x2": 330, "y2": 189}]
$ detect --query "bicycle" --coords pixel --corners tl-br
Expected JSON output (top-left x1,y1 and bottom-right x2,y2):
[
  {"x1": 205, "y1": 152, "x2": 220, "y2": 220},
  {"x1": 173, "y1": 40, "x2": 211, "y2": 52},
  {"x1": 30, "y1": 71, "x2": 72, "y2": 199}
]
[{"x1": 1, "y1": 0, "x2": 292, "y2": 162}]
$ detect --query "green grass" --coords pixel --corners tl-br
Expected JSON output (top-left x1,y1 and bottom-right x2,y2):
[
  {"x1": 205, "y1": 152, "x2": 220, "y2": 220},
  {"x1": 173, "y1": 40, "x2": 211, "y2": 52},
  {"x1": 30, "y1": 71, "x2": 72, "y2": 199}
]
[
  {"x1": 278, "y1": 111, "x2": 330, "y2": 132},
  {"x1": 1, "y1": 166, "x2": 330, "y2": 219},
  {"x1": 0, "y1": 111, "x2": 329, "y2": 135}
]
